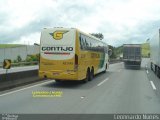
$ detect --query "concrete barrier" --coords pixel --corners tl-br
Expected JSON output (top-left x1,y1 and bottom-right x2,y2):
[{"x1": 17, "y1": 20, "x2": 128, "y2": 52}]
[{"x1": 0, "y1": 69, "x2": 42, "y2": 91}]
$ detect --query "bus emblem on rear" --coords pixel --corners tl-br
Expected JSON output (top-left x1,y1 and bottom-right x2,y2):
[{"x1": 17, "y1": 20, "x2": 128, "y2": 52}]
[{"x1": 50, "y1": 30, "x2": 69, "y2": 40}]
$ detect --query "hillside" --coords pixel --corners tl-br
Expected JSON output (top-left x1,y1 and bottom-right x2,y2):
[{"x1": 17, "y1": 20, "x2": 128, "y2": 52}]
[
  {"x1": 115, "y1": 45, "x2": 123, "y2": 57},
  {"x1": 141, "y1": 43, "x2": 150, "y2": 57},
  {"x1": 108, "y1": 45, "x2": 123, "y2": 59}
]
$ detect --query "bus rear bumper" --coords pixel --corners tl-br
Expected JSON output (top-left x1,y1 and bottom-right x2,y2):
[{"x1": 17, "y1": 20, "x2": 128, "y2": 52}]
[{"x1": 39, "y1": 71, "x2": 79, "y2": 80}]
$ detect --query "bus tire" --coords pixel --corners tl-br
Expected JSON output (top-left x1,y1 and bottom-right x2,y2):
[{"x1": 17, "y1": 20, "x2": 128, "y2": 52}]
[
  {"x1": 158, "y1": 68, "x2": 160, "y2": 78},
  {"x1": 83, "y1": 69, "x2": 90, "y2": 83},
  {"x1": 89, "y1": 68, "x2": 94, "y2": 81},
  {"x1": 55, "y1": 80, "x2": 61, "y2": 83},
  {"x1": 156, "y1": 66, "x2": 160, "y2": 78},
  {"x1": 151, "y1": 63, "x2": 153, "y2": 71}
]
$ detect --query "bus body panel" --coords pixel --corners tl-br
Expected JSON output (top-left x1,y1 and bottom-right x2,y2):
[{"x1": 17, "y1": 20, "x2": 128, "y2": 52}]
[
  {"x1": 76, "y1": 30, "x2": 108, "y2": 79},
  {"x1": 39, "y1": 28, "x2": 77, "y2": 80},
  {"x1": 39, "y1": 28, "x2": 109, "y2": 81}
]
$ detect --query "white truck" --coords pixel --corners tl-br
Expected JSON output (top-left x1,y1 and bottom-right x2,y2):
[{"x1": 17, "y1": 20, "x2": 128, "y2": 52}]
[{"x1": 150, "y1": 29, "x2": 160, "y2": 78}]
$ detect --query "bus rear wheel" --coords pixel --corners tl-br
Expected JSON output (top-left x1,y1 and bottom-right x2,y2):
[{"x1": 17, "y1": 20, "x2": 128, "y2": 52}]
[
  {"x1": 83, "y1": 69, "x2": 90, "y2": 83},
  {"x1": 55, "y1": 80, "x2": 62, "y2": 83},
  {"x1": 89, "y1": 68, "x2": 94, "y2": 81},
  {"x1": 156, "y1": 66, "x2": 160, "y2": 78},
  {"x1": 151, "y1": 63, "x2": 153, "y2": 71}
]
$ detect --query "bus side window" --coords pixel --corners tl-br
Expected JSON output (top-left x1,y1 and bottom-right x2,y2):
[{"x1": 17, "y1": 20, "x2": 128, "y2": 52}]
[
  {"x1": 92, "y1": 39, "x2": 96, "y2": 51},
  {"x1": 89, "y1": 38, "x2": 92, "y2": 50},
  {"x1": 88, "y1": 37, "x2": 92, "y2": 50},
  {"x1": 79, "y1": 35, "x2": 83, "y2": 49},
  {"x1": 104, "y1": 46, "x2": 108, "y2": 53},
  {"x1": 85, "y1": 39, "x2": 89, "y2": 49},
  {"x1": 82, "y1": 38, "x2": 86, "y2": 50}
]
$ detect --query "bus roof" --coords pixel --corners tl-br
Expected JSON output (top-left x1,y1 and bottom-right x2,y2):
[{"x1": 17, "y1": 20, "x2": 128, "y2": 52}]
[{"x1": 43, "y1": 27, "x2": 108, "y2": 46}]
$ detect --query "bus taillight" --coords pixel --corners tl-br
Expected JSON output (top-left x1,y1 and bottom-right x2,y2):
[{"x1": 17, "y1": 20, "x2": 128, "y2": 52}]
[{"x1": 74, "y1": 54, "x2": 78, "y2": 70}]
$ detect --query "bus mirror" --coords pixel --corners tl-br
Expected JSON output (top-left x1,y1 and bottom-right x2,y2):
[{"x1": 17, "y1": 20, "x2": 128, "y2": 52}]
[{"x1": 108, "y1": 49, "x2": 112, "y2": 56}]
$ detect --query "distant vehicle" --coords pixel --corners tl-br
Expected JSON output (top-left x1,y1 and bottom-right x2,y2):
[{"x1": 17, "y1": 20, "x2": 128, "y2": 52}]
[
  {"x1": 150, "y1": 29, "x2": 160, "y2": 78},
  {"x1": 123, "y1": 44, "x2": 141, "y2": 69},
  {"x1": 39, "y1": 27, "x2": 110, "y2": 82}
]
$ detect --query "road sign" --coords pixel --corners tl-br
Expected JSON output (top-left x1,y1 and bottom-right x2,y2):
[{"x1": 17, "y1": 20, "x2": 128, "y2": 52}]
[{"x1": 3, "y1": 59, "x2": 11, "y2": 69}]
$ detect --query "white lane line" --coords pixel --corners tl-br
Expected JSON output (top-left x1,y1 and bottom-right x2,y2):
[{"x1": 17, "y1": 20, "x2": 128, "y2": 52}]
[
  {"x1": 118, "y1": 69, "x2": 122, "y2": 72},
  {"x1": 150, "y1": 81, "x2": 156, "y2": 90},
  {"x1": 145, "y1": 65, "x2": 148, "y2": 68},
  {"x1": 146, "y1": 70, "x2": 149, "y2": 74},
  {"x1": 97, "y1": 78, "x2": 109, "y2": 86},
  {"x1": 80, "y1": 96, "x2": 85, "y2": 99},
  {"x1": 0, "y1": 80, "x2": 54, "y2": 97}
]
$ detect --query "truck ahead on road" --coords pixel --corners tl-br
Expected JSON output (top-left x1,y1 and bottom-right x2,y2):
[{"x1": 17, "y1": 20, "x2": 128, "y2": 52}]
[
  {"x1": 123, "y1": 44, "x2": 141, "y2": 69},
  {"x1": 150, "y1": 29, "x2": 160, "y2": 78}
]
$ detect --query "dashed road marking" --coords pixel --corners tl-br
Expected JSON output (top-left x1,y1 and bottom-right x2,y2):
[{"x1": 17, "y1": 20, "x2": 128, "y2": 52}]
[
  {"x1": 81, "y1": 96, "x2": 85, "y2": 99},
  {"x1": 146, "y1": 70, "x2": 149, "y2": 74},
  {"x1": 97, "y1": 78, "x2": 109, "y2": 86},
  {"x1": 150, "y1": 81, "x2": 156, "y2": 90}
]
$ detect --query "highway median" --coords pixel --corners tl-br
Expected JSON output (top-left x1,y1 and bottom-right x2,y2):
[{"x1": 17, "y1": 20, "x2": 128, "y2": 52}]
[{"x1": 0, "y1": 69, "x2": 43, "y2": 91}]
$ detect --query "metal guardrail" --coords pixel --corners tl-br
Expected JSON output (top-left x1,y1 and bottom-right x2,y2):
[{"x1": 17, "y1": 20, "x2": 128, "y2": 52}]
[
  {"x1": 0, "y1": 69, "x2": 40, "y2": 91},
  {"x1": 0, "y1": 61, "x2": 39, "y2": 68}
]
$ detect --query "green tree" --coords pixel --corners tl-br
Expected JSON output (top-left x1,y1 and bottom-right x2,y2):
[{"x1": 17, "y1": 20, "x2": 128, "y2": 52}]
[
  {"x1": 90, "y1": 33, "x2": 104, "y2": 40},
  {"x1": 17, "y1": 55, "x2": 22, "y2": 62},
  {"x1": 26, "y1": 54, "x2": 39, "y2": 62},
  {"x1": 108, "y1": 45, "x2": 116, "y2": 59}
]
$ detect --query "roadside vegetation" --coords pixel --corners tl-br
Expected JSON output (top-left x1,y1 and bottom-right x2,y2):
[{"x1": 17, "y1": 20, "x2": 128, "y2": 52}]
[
  {"x1": 11, "y1": 54, "x2": 39, "y2": 67},
  {"x1": 0, "y1": 44, "x2": 24, "y2": 48},
  {"x1": 141, "y1": 43, "x2": 150, "y2": 57},
  {"x1": 0, "y1": 44, "x2": 39, "y2": 67}
]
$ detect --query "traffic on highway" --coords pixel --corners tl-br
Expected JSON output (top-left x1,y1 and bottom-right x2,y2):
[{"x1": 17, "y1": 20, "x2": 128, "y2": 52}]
[
  {"x1": 0, "y1": 58, "x2": 160, "y2": 119},
  {"x1": 1, "y1": 0, "x2": 160, "y2": 120}
]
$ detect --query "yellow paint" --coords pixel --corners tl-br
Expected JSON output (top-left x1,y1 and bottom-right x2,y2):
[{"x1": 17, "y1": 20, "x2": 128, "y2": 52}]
[
  {"x1": 39, "y1": 28, "x2": 109, "y2": 81},
  {"x1": 3, "y1": 59, "x2": 11, "y2": 69},
  {"x1": 53, "y1": 30, "x2": 68, "y2": 40}
]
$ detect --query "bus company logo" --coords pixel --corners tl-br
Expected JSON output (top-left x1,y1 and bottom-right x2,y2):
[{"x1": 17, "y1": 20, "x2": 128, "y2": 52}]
[{"x1": 50, "y1": 30, "x2": 69, "y2": 40}]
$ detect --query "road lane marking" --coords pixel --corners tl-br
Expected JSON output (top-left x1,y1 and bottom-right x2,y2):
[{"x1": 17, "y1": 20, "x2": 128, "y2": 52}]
[
  {"x1": 150, "y1": 81, "x2": 156, "y2": 90},
  {"x1": 118, "y1": 69, "x2": 122, "y2": 72},
  {"x1": 97, "y1": 78, "x2": 109, "y2": 86},
  {"x1": 146, "y1": 70, "x2": 149, "y2": 74},
  {"x1": 81, "y1": 96, "x2": 85, "y2": 99},
  {"x1": 145, "y1": 65, "x2": 148, "y2": 68},
  {"x1": 0, "y1": 80, "x2": 54, "y2": 97}
]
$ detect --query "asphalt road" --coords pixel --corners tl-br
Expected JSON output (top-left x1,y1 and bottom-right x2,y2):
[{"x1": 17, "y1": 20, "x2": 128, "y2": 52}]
[{"x1": 0, "y1": 58, "x2": 160, "y2": 114}]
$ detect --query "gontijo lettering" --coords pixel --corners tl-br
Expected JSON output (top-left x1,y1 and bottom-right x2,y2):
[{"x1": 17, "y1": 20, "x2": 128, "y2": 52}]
[
  {"x1": 42, "y1": 46, "x2": 73, "y2": 51},
  {"x1": 50, "y1": 30, "x2": 69, "y2": 40}
]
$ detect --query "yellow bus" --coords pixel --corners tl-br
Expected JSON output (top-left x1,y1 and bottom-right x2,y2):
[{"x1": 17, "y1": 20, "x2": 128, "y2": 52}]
[{"x1": 39, "y1": 27, "x2": 110, "y2": 82}]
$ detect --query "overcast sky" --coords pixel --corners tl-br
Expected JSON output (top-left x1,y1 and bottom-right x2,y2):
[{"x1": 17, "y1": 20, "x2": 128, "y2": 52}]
[{"x1": 0, "y1": 0, "x2": 160, "y2": 46}]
